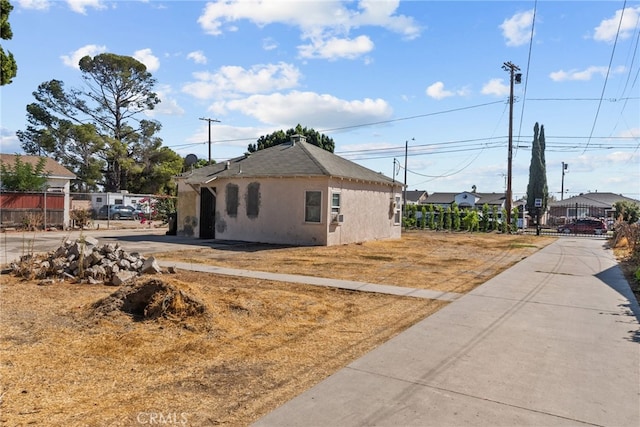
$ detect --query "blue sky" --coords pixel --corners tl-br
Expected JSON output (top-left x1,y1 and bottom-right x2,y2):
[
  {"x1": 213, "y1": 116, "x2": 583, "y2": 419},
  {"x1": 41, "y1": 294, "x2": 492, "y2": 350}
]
[{"x1": 1, "y1": 0, "x2": 638, "y2": 199}]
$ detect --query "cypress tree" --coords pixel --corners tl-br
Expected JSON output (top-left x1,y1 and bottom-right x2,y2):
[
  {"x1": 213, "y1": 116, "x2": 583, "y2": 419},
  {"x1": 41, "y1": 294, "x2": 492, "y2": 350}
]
[{"x1": 526, "y1": 122, "x2": 549, "y2": 215}]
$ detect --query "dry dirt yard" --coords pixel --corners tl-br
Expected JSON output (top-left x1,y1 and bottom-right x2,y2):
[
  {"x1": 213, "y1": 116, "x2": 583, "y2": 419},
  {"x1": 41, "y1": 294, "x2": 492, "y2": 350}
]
[{"x1": 0, "y1": 231, "x2": 555, "y2": 426}]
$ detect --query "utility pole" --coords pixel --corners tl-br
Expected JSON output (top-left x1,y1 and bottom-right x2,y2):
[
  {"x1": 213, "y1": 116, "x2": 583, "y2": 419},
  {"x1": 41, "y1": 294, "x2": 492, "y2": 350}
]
[
  {"x1": 561, "y1": 162, "x2": 568, "y2": 200},
  {"x1": 402, "y1": 138, "x2": 414, "y2": 225},
  {"x1": 502, "y1": 61, "x2": 521, "y2": 231},
  {"x1": 199, "y1": 117, "x2": 220, "y2": 165}
]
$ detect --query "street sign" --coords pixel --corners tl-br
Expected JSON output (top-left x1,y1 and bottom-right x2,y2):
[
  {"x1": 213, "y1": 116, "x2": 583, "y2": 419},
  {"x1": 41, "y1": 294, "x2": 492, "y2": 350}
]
[{"x1": 535, "y1": 198, "x2": 542, "y2": 208}]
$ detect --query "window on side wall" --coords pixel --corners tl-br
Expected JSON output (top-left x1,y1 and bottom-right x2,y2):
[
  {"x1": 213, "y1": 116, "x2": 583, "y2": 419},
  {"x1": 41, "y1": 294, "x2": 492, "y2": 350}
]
[
  {"x1": 305, "y1": 190, "x2": 322, "y2": 223},
  {"x1": 331, "y1": 193, "x2": 340, "y2": 214},
  {"x1": 226, "y1": 183, "x2": 239, "y2": 216},
  {"x1": 394, "y1": 196, "x2": 401, "y2": 224},
  {"x1": 96, "y1": 197, "x2": 102, "y2": 203}
]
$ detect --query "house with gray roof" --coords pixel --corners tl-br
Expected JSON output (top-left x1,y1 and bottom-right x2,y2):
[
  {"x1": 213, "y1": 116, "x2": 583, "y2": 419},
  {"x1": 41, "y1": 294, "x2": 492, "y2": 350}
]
[
  {"x1": 174, "y1": 135, "x2": 403, "y2": 246},
  {"x1": 548, "y1": 192, "x2": 640, "y2": 224},
  {"x1": 425, "y1": 192, "x2": 508, "y2": 210}
]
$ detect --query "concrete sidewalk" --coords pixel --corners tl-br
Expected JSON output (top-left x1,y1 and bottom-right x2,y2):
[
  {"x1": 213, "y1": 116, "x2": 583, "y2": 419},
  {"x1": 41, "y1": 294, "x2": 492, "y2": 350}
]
[
  {"x1": 253, "y1": 238, "x2": 640, "y2": 427},
  {"x1": 159, "y1": 261, "x2": 462, "y2": 302}
]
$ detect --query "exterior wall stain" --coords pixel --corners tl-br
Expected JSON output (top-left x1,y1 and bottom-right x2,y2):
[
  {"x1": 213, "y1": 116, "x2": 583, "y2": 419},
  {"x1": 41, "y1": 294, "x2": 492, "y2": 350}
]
[
  {"x1": 245, "y1": 182, "x2": 261, "y2": 219},
  {"x1": 215, "y1": 210, "x2": 227, "y2": 233},
  {"x1": 182, "y1": 215, "x2": 198, "y2": 237}
]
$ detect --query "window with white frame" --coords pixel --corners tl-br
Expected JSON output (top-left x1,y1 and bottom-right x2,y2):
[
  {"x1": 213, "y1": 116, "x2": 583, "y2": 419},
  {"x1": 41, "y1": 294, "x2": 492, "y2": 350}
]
[
  {"x1": 305, "y1": 191, "x2": 322, "y2": 223},
  {"x1": 331, "y1": 192, "x2": 340, "y2": 213},
  {"x1": 394, "y1": 196, "x2": 401, "y2": 224}
]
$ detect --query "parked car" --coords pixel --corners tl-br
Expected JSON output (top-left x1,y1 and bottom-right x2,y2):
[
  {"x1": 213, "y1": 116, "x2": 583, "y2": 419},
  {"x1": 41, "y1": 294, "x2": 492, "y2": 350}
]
[
  {"x1": 557, "y1": 218, "x2": 607, "y2": 235},
  {"x1": 97, "y1": 204, "x2": 143, "y2": 220}
]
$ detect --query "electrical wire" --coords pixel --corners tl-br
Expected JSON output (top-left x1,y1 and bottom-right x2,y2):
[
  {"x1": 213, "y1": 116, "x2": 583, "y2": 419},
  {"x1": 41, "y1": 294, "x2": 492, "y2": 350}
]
[
  {"x1": 515, "y1": 0, "x2": 537, "y2": 161},
  {"x1": 583, "y1": 0, "x2": 628, "y2": 154}
]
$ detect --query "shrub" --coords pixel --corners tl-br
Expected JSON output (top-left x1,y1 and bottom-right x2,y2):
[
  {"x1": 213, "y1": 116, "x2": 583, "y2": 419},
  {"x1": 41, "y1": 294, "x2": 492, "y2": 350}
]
[{"x1": 71, "y1": 208, "x2": 93, "y2": 229}]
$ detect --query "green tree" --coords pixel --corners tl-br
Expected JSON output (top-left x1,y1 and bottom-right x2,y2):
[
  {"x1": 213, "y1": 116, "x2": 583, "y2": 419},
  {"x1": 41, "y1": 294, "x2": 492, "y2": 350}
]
[
  {"x1": 437, "y1": 205, "x2": 444, "y2": 230},
  {"x1": 428, "y1": 204, "x2": 435, "y2": 230},
  {"x1": 1, "y1": 0, "x2": 17, "y2": 85},
  {"x1": 614, "y1": 201, "x2": 640, "y2": 224},
  {"x1": 492, "y1": 205, "x2": 499, "y2": 231},
  {"x1": 526, "y1": 122, "x2": 549, "y2": 219},
  {"x1": 17, "y1": 53, "x2": 171, "y2": 193},
  {"x1": 480, "y1": 203, "x2": 490, "y2": 232},
  {"x1": 501, "y1": 208, "x2": 508, "y2": 233},
  {"x1": 248, "y1": 124, "x2": 335, "y2": 153},
  {"x1": 0, "y1": 155, "x2": 48, "y2": 191},
  {"x1": 511, "y1": 206, "x2": 520, "y2": 233},
  {"x1": 444, "y1": 206, "x2": 452, "y2": 230},
  {"x1": 452, "y1": 202, "x2": 461, "y2": 231},
  {"x1": 463, "y1": 210, "x2": 480, "y2": 232},
  {"x1": 420, "y1": 206, "x2": 427, "y2": 229}
]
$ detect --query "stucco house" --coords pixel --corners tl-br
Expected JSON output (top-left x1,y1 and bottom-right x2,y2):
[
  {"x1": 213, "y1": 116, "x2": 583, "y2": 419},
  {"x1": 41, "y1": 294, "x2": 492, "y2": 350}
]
[
  {"x1": 404, "y1": 190, "x2": 429, "y2": 206},
  {"x1": 548, "y1": 192, "x2": 640, "y2": 225},
  {"x1": 425, "y1": 192, "x2": 508, "y2": 210},
  {"x1": 174, "y1": 135, "x2": 403, "y2": 246}
]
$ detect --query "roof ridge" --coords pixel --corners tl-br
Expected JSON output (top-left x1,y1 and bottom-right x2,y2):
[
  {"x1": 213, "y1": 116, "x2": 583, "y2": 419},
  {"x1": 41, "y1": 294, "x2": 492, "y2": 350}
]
[{"x1": 297, "y1": 142, "x2": 331, "y2": 175}]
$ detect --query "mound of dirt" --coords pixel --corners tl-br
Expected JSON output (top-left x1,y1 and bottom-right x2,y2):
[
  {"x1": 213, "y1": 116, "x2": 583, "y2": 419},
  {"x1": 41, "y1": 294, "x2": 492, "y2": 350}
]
[{"x1": 91, "y1": 278, "x2": 209, "y2": 323}]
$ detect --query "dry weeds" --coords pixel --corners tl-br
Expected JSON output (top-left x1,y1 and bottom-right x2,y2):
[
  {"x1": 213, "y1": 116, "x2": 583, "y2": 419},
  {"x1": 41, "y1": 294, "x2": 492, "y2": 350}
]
[
  {"x1": 155, "y1": 231, "x2": 556, "y2": 294},
  {"x1": 0, "y1": 231, "x2": 556, "y2": 426}
]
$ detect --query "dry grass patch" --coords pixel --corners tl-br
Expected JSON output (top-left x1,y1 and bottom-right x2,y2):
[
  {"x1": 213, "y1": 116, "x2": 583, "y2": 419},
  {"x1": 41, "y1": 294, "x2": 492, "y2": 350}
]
[
  {"x1": 1, "y1": 231, "x2": 556, "y2": 426},
  {"x1": 155, "y1": 231, "x2": 556, "y2": 294},
  {"x1": 0, "y1": 272, "x2": 444, "y2": 426}
]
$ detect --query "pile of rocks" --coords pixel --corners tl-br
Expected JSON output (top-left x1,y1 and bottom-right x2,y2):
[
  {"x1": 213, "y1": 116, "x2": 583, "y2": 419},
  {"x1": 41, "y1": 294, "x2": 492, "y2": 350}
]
[{"x1": 7, "y1": 236, "x2": 166, "y2": 285}]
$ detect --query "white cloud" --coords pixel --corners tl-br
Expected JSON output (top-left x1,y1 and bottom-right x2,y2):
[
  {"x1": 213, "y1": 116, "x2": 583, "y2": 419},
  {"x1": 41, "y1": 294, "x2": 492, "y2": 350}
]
[
  {"x1": 133, "y1": 49, "x2": 160, "y2": 73},
  {"x1": 66, "y1": 0, "x2": 106, "y2": 14},
  {"x1": 182, "y1": 62, "x2": 302, "y2": 100},
  {"x1": 594, "y1": 6, "x2": 640, "y2": 42},
  {"x1": 197, "y1": 0, "x2": 420, "y2": 60},
  {"x1": 481, "y1": 78, "x2": 509, "y2": 97},
  {"x1": 16, "y1": 0, "x2": 50, "y2": 11},
  {"x1": 500, "y1": 10, "x2": 534, "y2": 47},
  {"x1": 426, "y1": 82, "x2": 453, "y2": 100},
  {"x1": 549, "y1": 65, "x2": 625, "y2": 82},
  {"x1": 146, "y1": 84, "x2": 184, "y2": 117},
  {"x1": 298, "y1": 35, "x2": 374, "y2": 60},
  {"x1": 60, "y1": 44, "x2": 107, "y2": 69},
  {"x1": 223, "y1": 91, "x2": 392, "y2": 129},
  {"x1": 0, "y1": 128, "x2": 22, "y2": 154},
  {"x1": 187, "y1": 51, "x2": 207, "y2": 64}
]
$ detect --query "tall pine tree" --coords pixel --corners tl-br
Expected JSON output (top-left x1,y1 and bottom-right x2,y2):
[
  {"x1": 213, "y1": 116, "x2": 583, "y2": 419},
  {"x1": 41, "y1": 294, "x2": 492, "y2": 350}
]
[{"x1": 526, "y1": 122, "x2": 549, "y2": 216}]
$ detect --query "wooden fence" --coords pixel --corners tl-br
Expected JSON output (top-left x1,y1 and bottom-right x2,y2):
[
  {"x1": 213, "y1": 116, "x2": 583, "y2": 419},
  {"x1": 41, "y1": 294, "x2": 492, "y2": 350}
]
[{"x1": 0, "y1": 191, "x2": 65, "y2": 229}]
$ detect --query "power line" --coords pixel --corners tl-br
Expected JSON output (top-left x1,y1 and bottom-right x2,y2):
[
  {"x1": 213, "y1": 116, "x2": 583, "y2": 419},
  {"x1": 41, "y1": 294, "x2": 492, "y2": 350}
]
[{"x1": 583, "y1": 0, "x2": 627, "y2": 153}]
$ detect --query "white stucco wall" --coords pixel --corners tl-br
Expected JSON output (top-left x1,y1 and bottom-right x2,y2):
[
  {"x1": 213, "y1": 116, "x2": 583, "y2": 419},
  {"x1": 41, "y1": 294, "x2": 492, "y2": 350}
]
[
  {"x1": 176, "y1": 176, "x2": 402, "y2": 246},
  {"x1": 325, "y1": 179, "x2": 401, "y2": 246},
  {"x1": 176, "y1": 181, "x2": 199, "y2": 237},
  {"x1": 214, "y1": 177, "x2": 329, "y2": 245}
]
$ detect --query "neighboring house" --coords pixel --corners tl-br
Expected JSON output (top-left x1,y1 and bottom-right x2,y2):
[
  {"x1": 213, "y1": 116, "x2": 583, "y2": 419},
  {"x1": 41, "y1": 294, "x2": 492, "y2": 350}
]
[
  {"x1": 174, "y1": 135, "x2": 403, "y2": 246},
  {"x1": 423, "y1": 191, "x2": 529, "y2": 228},
  {"x1": 0, "y1": 154, "x2": 76, "y2": 228},
  {"x1": 425, "y1": 192, "x2": 507, "y2": 210},
  {"x1": 548, "y1": 192, "x2": 640, "y2": 225},
  {"x1": 404, "y1": 190, "x2": 429, "y2": 206}
]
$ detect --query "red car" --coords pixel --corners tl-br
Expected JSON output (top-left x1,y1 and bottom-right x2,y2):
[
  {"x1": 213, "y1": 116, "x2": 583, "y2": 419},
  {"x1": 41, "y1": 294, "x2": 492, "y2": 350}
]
[{"x1": 557, "y1": 219, "x2": 607, "y2": 235}]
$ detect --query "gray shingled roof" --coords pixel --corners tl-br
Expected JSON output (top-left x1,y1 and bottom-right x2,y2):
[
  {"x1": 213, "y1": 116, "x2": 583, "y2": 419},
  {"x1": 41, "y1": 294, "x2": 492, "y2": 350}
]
[
  {"x1": 0, "y1": 154, "x2": 76, "y2": 179},
  {"x1": 548, "y1": 192, "x2": 639, "y2": 207},
  {"x1": 425, "y1": 192, "x2": 506, "y2": 205},
  {"x1": 178, "y1": 141, "x2": 397, "y2": 186}
]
